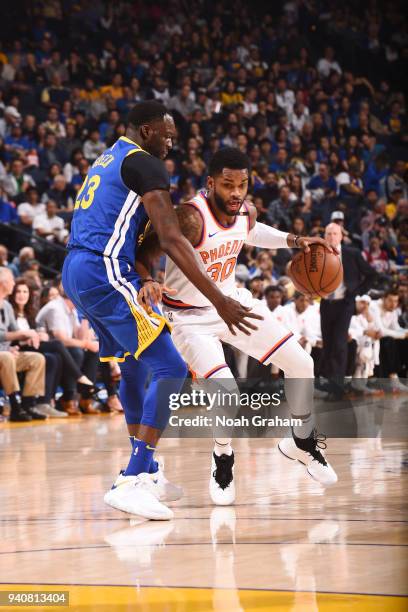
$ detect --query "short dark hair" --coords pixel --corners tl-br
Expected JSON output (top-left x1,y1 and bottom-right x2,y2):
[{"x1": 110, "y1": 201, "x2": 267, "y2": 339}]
[
  {"x1": 264, "y1": 285, "x2": 282, "y2": 296},
  {"x1": 208, "y1": 147, "x2": 250, "y2": 177},
  {"x1": 127, "y1": 100, "x2": 169, "y2": 129},
  {"x1": 383, "y1": 288, "x2": 399, "y2": 298}
]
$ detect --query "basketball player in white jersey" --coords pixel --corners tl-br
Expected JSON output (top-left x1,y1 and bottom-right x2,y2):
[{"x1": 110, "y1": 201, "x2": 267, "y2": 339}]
[{"x1": 136, "y1": 148, "x2": 337, "y2": 505}]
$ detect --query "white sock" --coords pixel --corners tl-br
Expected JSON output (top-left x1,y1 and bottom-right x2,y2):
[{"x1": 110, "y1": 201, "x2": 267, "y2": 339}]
[{"x1": 214, "y1": 439, "x2": 233, "y2": 456}]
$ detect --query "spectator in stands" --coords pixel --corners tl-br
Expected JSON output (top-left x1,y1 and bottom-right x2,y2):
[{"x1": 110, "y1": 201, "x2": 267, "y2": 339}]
[
  {"x1": 0, "y1": 267, "x2": 47, "y2": 421},
  {"x1": 36, "y1": 284, "x2": 99, "y2": 415},
  {"x1": 42, "y1": 174, "x2": 74, "y2": 211},
  {"x1": 349, "y1": 295, "x2": 381, "y2": 395},
  {"x1": 371, "y1": 290, "x2": 408, "y2": 391},
  {"x1": 33, "y1": 200, "x2": 68, "y2": 244},
  {"x1": 281, "y1": 293, "x2": 321, "y2": 355},
  {"x1": 83, "y1": 129, "x2": 106, "y2": 163},
  {"x1": 9, "y1": 278, "x2": 99, "y2": 417},
  {"x1": 264, "y1": 286, "x2": 284, "y2": 320},
  {"x1": 8, "y1": 246, "x2": 35, "y2": 277},
  {"x1": 317, "y1": 47, "x2": 342, "y2": 79},
  {"x1": 3, "y1": 159, "x2": 35, "y2": 199},
  {"x1": 363, "y1": 235, "x2": 391, "y2": 274},
  {"x1": 41, "y1": 106, "x2": 66, "y2": 139},
  {"x1": 266, "y1": 184, "x2": 293, "y2": 230}
]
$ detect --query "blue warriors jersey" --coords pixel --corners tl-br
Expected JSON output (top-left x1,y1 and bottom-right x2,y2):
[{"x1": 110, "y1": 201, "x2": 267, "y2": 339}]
[
  {"x1": 69, "y1": 136, "x2": 153, "y2": 266},
  {"x1": 64, "y1": 135, "x2": 172, "y2": 361}
]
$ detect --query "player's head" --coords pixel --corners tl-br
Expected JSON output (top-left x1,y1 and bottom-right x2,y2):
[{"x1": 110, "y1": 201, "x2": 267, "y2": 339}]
[
  {"x1": 127, "y1": 101, "x2": 175, "y2": 160},
  {"x1": 207, "y1": 147, "x2": 250, "y2": 216}
]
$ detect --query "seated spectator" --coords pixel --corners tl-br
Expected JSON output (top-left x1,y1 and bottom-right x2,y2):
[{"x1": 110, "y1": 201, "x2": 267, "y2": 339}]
[
  {"x1": 251, "y1": 251, "x2": 278, "y2": 286},
  {"x1": 266, "y1": 184, "x2": 294, "y2": 230},
  {"x1": 42, "y1": 174, "x2": 74, "y2": 211},
  {"x1": 83, "y1": 129, "x2": 106, "y2": 163},
  {"x1": 100, "y1": 73, "x2": 125, "y2": 100},
  {"x1": 38, "y1": 132, "x2": 66, "y2": 170},
  {"x1": 4, "y1": 123, "x2": 33, "y2": 159},
  {"x1": 371, "y1": 290, "x2": 408, "y2": 391},
  {"x1": 168, "y1": 84, "x2": 195, "y2": 120},
  {"x1": 349, "y1": 295, "x2": 381, "y2": 394},
  {"x1": 36, "y1": 285, "x2": 100, "y2": 414},
  {"x1": 40, "y1": 73, "x2": 71, "y2": 108},
  {"x1": 0, "y1": 245, "x2": 15, "y2": 274},
  {"x1": 3, "y1": 159, "x2": 36, "y2": 200},
  {"x1": 0, "y1": 267, "x2": 47, "y2": 422},
  {"x1": 248, "y1": 276, "x2": 264, "y2": 300},
  {"x1": 281, "y1": 293, "x2": 321, "y2": 355},
  {"x1": 264, "y1": 285, "x2": 285, "y2": 321},
  {"x1": 17, "y1": 186, "x2": 45, "y2": 222},
  {"x1": 363, "y1": 235, "x2": 391, "y2": 274},
  {"x1": 383, "y1": 160, "x2": 408, "y2": 201},
  {"x1": 63, "y1": 149, "x2": 85, "y2": 184},
  {"x1": 40, "y1": 106, "x2": 66, "y2": 139},
  {"x1": 33, "y1": 200, "x2": 68, "y2": 244},
  {"x1": 307, "y1": 163, "x2": 338, "y2": 202},
  {"x1": 10, "y1": 278, "x2": 99, "y2": 417},
  {"x1": 9, "y1": 246, "x2": 35, "y2": 277},
  {"x1": 336, "y1": 160, "x2": 364, "y2": 200},
  {"x1": 317, "y1": 46, "x2": 342, "y2": 78},
  {"x1": 60, "y1": 122, "x2": 83, "y2": 161},
  {"x1": 221, "y1": 81, "x2": 243, "y2": 107}
]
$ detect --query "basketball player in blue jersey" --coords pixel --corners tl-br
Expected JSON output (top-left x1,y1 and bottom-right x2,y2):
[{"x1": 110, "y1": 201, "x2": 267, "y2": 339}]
[{"x1": 62, "y1": 101, "x2": 262, "y2": 520}]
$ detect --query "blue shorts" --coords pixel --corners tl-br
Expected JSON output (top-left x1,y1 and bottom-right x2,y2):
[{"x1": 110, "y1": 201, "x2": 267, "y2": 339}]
[{"x1": 62, "y1": 249, "x2": 170, "y2": 362}]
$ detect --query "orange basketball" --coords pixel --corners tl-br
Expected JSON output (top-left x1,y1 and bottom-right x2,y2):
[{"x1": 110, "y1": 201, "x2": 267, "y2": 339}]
[{"x1": 289, "y1": 244, "x2": 343, "y2": 299}]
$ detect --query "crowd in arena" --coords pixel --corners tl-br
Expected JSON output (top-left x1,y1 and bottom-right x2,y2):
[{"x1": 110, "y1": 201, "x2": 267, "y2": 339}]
[{"x1": 0, "y1": 0, "x2": 407, "y2": 420}]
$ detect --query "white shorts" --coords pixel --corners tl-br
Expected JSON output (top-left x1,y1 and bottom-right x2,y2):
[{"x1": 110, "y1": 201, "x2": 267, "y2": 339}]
[{"x1": 162, "y1": 288, "x2": 295, "y2": 378}]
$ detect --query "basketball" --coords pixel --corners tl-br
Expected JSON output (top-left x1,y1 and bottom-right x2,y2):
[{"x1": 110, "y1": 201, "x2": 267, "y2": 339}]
[{"x1": 289, "y1": 244, "x2": 343, "y2": 299}]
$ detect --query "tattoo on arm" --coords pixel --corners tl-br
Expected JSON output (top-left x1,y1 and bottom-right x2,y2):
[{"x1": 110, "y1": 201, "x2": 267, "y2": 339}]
[{"x1": 176, "y1": 204, "x2": 204, "y2": 247}]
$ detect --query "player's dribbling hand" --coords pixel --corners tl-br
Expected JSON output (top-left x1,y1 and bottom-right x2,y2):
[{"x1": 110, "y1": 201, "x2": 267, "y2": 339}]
[
  {"x1": 215, "y1": 296, "x2": 264, "y2": 336},
  {"x1": 137, "y1": 281, "x2": 177, "y2": 314},
  {"x1": 297, "y1": 236, "x2": 339, "y2": 255}
]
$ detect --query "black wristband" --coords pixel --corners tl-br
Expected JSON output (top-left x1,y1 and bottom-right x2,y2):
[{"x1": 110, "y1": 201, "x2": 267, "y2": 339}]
[
  {"x1": 294, "y1": 235, "x2": 302, "y2": 248},
  {"x1": 141, "y1": 277, "x2": 155, "y2": 285}
]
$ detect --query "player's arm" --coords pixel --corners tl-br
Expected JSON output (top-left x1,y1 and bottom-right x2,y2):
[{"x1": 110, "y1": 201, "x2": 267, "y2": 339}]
[
  {"x1": 122, "y1": 154, "x2": 262, "y2": 334},
  {"x1": 135, "y1": 204, "x2": 204, "y2": 312},
  {"x1": 245, "y1": 202, "x2": 336, "y2": 253}
]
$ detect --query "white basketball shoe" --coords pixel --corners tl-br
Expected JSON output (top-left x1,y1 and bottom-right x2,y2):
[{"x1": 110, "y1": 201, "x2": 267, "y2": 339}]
[
  {"x1": 152, "y1": 458, "x2": 183, "y2": 502},
  {"x1": 278, "y1": 430, "x2": 338, "y2": 486},
  {"x1": 209, "y1": 451, "x2": 236, "y2": 505},
  {"x1": 104, "y1": 472, "x2": 174, "y2": 520}
]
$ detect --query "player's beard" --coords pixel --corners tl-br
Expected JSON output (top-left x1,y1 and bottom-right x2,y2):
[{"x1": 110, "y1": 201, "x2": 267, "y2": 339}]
[{"x1": 213, "y1": 188, "x2": 243, "y2": 216}]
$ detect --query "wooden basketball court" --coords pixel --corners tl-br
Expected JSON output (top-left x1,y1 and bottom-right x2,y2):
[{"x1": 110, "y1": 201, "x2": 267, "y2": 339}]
[{"x1": 0, "y1": 397, "x2": 407, "y2": 611}]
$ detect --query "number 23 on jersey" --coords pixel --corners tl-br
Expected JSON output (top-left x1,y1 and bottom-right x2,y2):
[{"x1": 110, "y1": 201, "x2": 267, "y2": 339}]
[{"x1": 74, "y1": 174, "x2": 101, "y2": 210}]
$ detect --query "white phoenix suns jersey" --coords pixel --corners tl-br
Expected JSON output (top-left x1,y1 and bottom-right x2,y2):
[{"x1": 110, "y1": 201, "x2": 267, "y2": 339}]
[{"x1": 164, "y1": 190, "x2": 250, "y2": 309}]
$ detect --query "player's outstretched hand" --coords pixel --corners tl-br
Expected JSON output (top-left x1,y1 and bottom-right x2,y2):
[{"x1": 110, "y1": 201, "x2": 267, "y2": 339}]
[
  {"x1": 137, "y1": 281, "x2": 177, "y2": 314},
  {"x1": 297, "y1": 236, "x2": 339, "y2": 255},
  {"x1": 215, "y1": 296, "x2": 264, "y2": 336}
]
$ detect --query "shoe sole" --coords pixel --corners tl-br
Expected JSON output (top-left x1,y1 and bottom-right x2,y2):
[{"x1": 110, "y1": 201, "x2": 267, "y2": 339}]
[
  {"x1": 104, "y1": 494, "x2": 173, "y2": 521},
  {"x1": 278, "y1": 443, "x2": 337, "y2": 486},
  {"x1": 209, "y1": 484, "x2": 236, "y2": 506}
]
